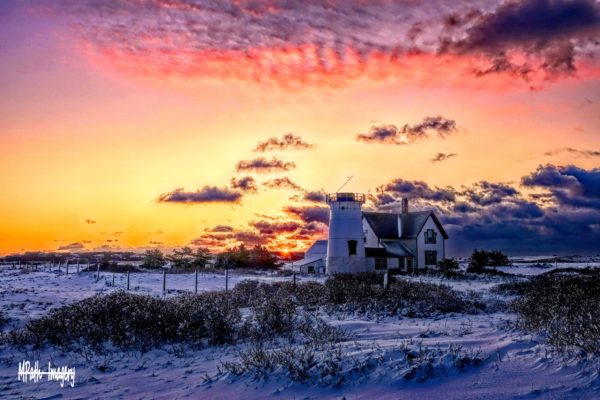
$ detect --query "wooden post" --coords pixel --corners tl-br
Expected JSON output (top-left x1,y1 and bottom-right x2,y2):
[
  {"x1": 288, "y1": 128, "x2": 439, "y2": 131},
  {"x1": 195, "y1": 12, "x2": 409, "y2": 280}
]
[
  {"x1": 112, "y1": 272, "x2": 115, "y2": 287},
  {"x1": 383, "y1": 272, "x2": 389, "y2": 290},
  {"x1": 96, "y1": 263, "x2": 100, "y2": 281},
  {"x1": 195, "y1": 269, "x2": 198, "y2": 294},
  {"x1": 66, "y1": 261, "x2": 69, "y2": 275},
  {"x1": 77, "y1": 263, "x2": 80, "y2": 273},
  {"x1": 225, "y1": 269, "x2": 229, "y2": 292},
  {"x1": 293, "y1": 272, "x2": 296, "y2": 288},
  {"x1": 127, "y1": 270, "x2": 130, "y2": 291},
  {"x1": 58, "y1": 262, "x2": 61, "y2": 273},
  {"x1": 162, "y1": 270, "x2": 166, "y2": 294}
]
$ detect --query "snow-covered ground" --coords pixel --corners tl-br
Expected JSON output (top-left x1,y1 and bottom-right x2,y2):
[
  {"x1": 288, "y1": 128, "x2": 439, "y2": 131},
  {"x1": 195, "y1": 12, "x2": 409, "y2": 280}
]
[{"x1": 1, "y1": 259, "x2": 599, "y2": 399}]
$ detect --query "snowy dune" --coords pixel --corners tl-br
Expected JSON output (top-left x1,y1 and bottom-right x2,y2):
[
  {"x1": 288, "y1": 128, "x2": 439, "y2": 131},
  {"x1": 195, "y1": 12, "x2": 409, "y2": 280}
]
[{"x1": 0, "y1": 259, "x2": 599, "y2": 399}]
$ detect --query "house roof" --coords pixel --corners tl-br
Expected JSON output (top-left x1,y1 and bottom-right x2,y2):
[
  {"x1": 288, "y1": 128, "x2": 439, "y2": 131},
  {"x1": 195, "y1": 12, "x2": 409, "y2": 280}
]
[
  {"x1": 365, "y1": 241, "x2": 414, "y2": 258},
  {"x1": 362, "y1": 211, "x2": 449, "y2": 239},
  {"x1": 381, "y1": 241, "x2": 414, "y2": 257},
  {"x1": 305, "y1": 240, "x2": 327, "y2": 257}
]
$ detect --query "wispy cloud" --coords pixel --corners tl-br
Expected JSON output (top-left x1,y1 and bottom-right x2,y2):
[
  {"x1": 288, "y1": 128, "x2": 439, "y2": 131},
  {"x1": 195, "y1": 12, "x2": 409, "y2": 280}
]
[
  {"x1": 263, "y1": 177, "x2": 303, "y2": 191},
  {"x1": 544, "y1": 147, "x2": 600, "y2": 158},
  {"x1": 431, "y1": 152, "x2": 457, "y2": 162},
  {"x1": 236, "y1": 157, "x2": 296, "y2": 173}
]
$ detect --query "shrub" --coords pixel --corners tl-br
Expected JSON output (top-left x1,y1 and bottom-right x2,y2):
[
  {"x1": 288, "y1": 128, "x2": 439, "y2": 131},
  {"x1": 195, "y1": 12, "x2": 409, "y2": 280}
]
[
  {"x1": 13, "y1": 291, "x2": 241, "y2": 352},
  {"x1": 511, "y1": 274, "x2": 600, "y2": 353},
  {"x1": 467, "y1": 249, "x2": 511, "y2": 273}
]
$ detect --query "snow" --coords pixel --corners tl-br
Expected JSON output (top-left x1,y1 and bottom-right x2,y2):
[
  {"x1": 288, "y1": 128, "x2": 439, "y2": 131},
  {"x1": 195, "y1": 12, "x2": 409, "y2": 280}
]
[{"x1": 1, "y1": 260, "x2": 599, "y2": 399}]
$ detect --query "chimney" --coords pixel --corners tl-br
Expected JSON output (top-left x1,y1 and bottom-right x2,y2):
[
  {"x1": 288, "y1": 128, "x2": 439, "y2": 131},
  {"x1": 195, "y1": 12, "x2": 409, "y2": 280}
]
[{"x1": 401, "y1": 198, "x2": 409, "y2": 214}]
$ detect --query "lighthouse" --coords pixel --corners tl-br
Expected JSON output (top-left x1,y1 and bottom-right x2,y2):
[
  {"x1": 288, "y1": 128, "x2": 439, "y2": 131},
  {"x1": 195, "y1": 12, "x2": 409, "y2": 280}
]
[{"x1": 325, "y1": 192, "x2": 367, "y2": 274}]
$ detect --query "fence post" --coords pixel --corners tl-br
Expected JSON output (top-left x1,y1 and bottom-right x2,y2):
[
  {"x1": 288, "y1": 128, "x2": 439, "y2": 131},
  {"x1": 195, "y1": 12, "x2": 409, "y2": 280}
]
[
  {"x1": 66, "y1": 261, "x2": 69, "y2": 275},
  {"x1": 77, "y1": 263, "x2": 80, "y2": 274},
  {"x1": 112, "y1": 272, "x2": 115, "y2": 287},
  {"x1": 293, "y1": 272, "x2": 296, "y2": 288},
  {"x1": 225, "y1": 269, "x2": 229, "y2": 292},
  {"x1": 58, "y1": 262, "x2": 61, "y2": 273},
  {"x1": 96, "y1": 263, "x2": 100, "y2": 281},
  {"x1": 127, "y1": 270, "x2": 130, "y2": 291},
  {"x1": 195, "y1": 269, "x2": 198, "y2": 294},
  {"x1": 383, "y1": 272, "x2": 389, "y2": 290},
  {"x1": 162, "y1": 270, "x2": 166, "y2": 295}
]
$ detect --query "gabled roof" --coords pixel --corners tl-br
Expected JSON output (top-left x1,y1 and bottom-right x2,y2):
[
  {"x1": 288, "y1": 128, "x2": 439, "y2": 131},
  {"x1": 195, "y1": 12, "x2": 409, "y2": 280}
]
[
  {"x1": 305, "y1": 240, "x2": 327, "y2": 257},
  {"x1": 362, "y1": 211, "x2": 448, "y2": 239}
]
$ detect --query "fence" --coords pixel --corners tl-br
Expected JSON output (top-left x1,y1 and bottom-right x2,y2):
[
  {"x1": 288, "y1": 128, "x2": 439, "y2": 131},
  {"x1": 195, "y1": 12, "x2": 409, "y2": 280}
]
[{"x1": 0, "y1": 262, "x2": 318, "y2": 296}]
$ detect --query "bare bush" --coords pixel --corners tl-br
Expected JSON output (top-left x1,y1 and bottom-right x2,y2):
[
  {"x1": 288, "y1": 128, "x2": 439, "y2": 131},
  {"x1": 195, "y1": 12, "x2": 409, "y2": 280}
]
[{"x1": 511, "y1": 273, "x2": 600, "y2": 354}]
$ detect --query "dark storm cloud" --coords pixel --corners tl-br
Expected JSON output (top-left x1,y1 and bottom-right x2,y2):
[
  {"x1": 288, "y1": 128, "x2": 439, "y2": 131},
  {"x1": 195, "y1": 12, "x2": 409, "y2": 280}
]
[
  {"x1": 521, "y1": 164, "x2": 600, "y2": 209},
  {"x1": 376, "y1": 178, "x2": 456, "y2": 203},
  {"x1": 444, "y1": 0, "x2": 600, "y2": 78},
  {"x1": 374, "y1": 164, "x2": 600, "y2": 255},
  {"x1": 263, "y1": 177, "x2": 303, "y2": 191},
  {"x1": 157, "y1": 186, "x2": 242, "y2": 203},
  {"x1": 254, "y1": 133, "x2": 315, "y2": 152},
  {"x1": 284, "y1": 205, "x2": 330, "y2": 225},
  {"x1": 461, "y1": 181, "x2": 519, "y2": 206},
  {"x1": 235, "y1": 157, "x2": 296, "y2": 173},
  {"x1": 357, "y1": 116, "x2": 458, "y2": 145},
  {"x1": 431, "y1": 152, "x2": 457, "y2": 162},
  {"x1": 230, "y1": 176, "x2": 258, "y2": 193}
]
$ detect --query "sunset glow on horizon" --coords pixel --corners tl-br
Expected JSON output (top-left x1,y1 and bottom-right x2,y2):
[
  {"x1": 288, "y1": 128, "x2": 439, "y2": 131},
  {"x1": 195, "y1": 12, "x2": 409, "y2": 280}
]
[{"x1": 1, "y1": 0, "x2": 599, "y2": 256}]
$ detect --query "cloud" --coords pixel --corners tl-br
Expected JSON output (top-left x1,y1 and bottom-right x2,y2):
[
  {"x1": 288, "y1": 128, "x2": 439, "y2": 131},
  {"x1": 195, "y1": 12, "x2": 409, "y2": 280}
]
[
  {"x1": 431, "y1": 152, "x2": 457, "y2": 162},
  {"x1": 521, "y1": 164, "x2": 600, "y2": 209},
  {"x1": 374, "y1": 178, "x2": 456, "y2": 204},
  {"x1": 357, "y1": 116, "x2": 458, "y2": 145},
  {"x1": 205, "y1": 225, "x2": 234, "y2": 233},
  {"x1": 254, "y1": 133, "x2": 315, "y2": 152},
  {"x1": 84, "y1": 219, "x2": 96, "y2": 224},
  {"x1": 443, "y1": 0, "x2": 600, "y2": 79},
  {"x1": 249, "y1": 220, "x2": 302, "y2": 235},
  {"x1": 157, "y1": 186, "x2": 242, "y2": 204},
  {"x1": 544, "y1": 147, "x2": 600, "y2": 158},
  {"x1": 49, "y1": 0, "x2": 600, "y2": 89},
  {"x1": 230, "y1": 176, "x2": 258, "y2": 193},
  {"x1": 57, "y1": 242, "x2": 85, "y2": 251},
  {"x1": 284, "y1": 205, "x2": 330, "y2": 225},
  {"x1": 236, "y1": 157, "x2": 296, "y2": 173},
  {"x1": 263, "y1": 177, "x2": 303, "y2": 191},
  {"x1": 372, "y1": 164, "x2": 600, "y2": 255},
  {"x1": 302, "y1": 190, "x2": 327, "y2": 203}
]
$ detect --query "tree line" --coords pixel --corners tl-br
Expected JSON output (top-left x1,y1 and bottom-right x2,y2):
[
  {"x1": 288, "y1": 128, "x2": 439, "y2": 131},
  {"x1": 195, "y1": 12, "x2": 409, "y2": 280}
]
[{"x1": 142, "y1": 245, "x2": 280, "y2": 270}]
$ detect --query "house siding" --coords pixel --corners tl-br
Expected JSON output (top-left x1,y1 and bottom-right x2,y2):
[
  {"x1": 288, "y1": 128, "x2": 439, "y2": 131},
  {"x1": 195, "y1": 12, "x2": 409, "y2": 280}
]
[{"x1": 416, "y1": 216, "x2": 445, "y2": 268}]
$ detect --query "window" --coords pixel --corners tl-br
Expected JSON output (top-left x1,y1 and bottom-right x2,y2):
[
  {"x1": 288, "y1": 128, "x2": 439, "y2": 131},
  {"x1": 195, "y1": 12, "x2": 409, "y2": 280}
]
[
  {"x1": 406, "y1": 258, "x2": 414, "y2": 270},
  {"x1": 347, "y1": 240, "x2": 357, "y2": 256},
  {"x1": 307, "y1": 266, "x2": 315, "y2": 274},
  {"x1": 424, "y1": 229, "x2": 437, "y2": 244},
  {"x1": 375, "y1": 258, "x2": 387, "y2": 270},
  {"x1": 425, "y1": 251, "x2": 437, "y2": 266}
]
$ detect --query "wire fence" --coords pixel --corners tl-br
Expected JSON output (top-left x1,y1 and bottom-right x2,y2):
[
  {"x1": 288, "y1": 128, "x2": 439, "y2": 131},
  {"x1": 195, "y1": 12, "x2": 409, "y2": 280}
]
[{"x1": 0, "y1": 262, "x2": 316, "y2": 296}]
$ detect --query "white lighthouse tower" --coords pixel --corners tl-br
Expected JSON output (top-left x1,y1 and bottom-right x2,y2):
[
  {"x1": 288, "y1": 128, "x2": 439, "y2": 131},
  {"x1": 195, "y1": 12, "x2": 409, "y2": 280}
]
[{"x1": 325, "y1": 192, "x2": 367, "y2": 274}]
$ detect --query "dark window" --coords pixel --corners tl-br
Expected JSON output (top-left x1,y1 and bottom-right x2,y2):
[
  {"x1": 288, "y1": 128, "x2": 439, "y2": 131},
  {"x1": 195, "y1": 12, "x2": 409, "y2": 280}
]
[
  {"x1": 307, "y1": 266, "x2": 315, "y2": 274},
  {"x1": 424, "y1": 229, "x2": 437, "y2": 244},
  {"x1": 425, "y1": 251, "x2": 437, "y2": 266},
  {"x1": 406, "y1": 258, "x2": 414, "y2": 270},
  {"x1": 375, "y1": 258, "x2": 387, "y2": 270},
  {"x1": 348, "y1": 240, "x2": 357, "y2": 256}
]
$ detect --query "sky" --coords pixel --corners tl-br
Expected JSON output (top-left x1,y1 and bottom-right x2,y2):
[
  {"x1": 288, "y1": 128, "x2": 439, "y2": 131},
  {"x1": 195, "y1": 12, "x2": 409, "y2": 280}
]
[{"x1": 0, "y1": 0, "x2": 599, "y2": 256}]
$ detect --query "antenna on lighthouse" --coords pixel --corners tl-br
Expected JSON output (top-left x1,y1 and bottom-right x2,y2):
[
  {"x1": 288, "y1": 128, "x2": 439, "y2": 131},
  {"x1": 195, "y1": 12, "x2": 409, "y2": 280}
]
[{"x1": 336, "y1": 175, "x2": 353, "y2": 193}]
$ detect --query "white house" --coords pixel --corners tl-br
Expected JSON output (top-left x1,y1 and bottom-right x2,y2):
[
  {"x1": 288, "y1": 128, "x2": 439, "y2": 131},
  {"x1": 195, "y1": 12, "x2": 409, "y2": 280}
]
[{"x1": 295, "y1": 193, "x2": 448, "y2": 274}]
